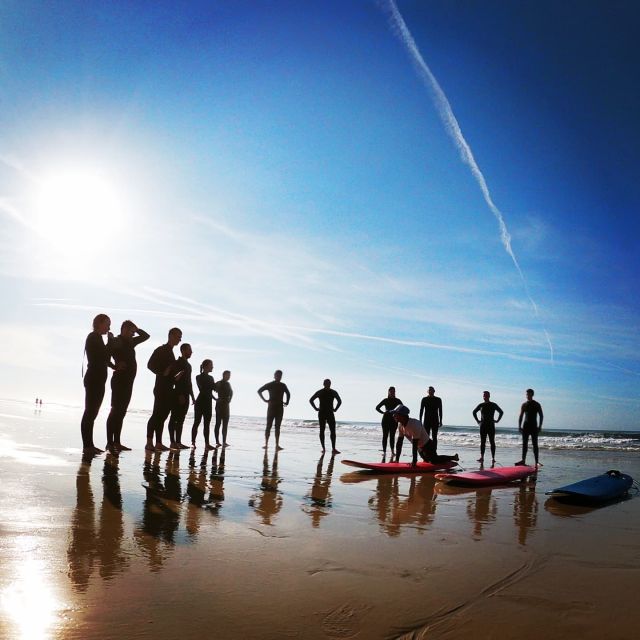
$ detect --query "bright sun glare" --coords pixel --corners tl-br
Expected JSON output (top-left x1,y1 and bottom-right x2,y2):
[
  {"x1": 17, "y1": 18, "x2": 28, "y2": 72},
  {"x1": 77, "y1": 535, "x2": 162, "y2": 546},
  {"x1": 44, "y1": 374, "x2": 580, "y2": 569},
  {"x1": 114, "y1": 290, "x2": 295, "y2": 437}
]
[{"x1": 34, "y1": 167, "x2": 124, "y2": 254}]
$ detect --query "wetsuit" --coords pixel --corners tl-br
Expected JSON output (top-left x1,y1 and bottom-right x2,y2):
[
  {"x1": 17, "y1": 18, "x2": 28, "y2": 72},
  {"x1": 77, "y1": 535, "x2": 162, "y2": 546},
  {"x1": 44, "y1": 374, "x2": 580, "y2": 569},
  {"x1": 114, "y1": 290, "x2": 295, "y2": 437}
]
[
  {"x1": 106, "y1": 329, "x2": 150, "y2": 447},
  {"x1": 192, "y1": 373, "x2": 216, "y2": 445},
  {"x1": 520, "y1": 400, "x2": 543, "y2": 464},
  {"x1": 375, "y1": 397, "x2": 403, "y2": 454},
  {"x1": 214, "y1": 379, "x2": 233, "y2": 445},
  {"x1": 309, "y1": 387, "x2": 342, "y2": 450},
  {"x1": 472, "y1": 401, "x2": 504, "y2": 460},
  {"x1": 81, "y1": 331, "x2": 113, "y2": 449},
  {"x1": 146, "y1": 344, "x2": 176, "y2": 442},
  {"x1": 169, "y1": 357, "x2": 193, "y2": 445},
  {"x1": 419, "y1": 395, "x2": 442, "y2": 449},
  {"x1": 258, "y1": 380, "x2": 290, "y2": 442}
]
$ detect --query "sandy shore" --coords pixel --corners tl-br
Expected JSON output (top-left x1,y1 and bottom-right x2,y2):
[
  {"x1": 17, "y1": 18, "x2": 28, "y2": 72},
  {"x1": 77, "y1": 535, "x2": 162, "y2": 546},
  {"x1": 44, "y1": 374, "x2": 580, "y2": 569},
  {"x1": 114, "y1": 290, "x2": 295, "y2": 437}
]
[{"x1": 1, "y1": 399, "x2": 639, "y2": 639}]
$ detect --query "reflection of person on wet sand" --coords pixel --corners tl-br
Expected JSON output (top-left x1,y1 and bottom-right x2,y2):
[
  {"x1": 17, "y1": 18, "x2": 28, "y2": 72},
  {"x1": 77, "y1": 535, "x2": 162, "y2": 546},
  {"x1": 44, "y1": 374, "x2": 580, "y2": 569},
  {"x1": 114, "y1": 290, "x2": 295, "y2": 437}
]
[
  {"x1": 375, "y1": 386, "x2": 403, "y2": 459},
  {"x1": 257, "y1": 370, "x2": 290, "y2": 450},
  {"x1": 146, "y1": 327, "x2": 182, "y2": 451},
  {"x1": 368, "y1": 476, "x2": 400, "y2": 537},
  {"x1": 392, "y1": 406, "x2": 459, "y2": 466},
  {"x1": 472, "y1": 391, "x2": 503, "y2": 465},
  {"x1": 168, "y1": 343, "x2": 196, "y2": 450},
  {"x1": 81, "y1": 313, "x2": 114, "y2": 454},
  {"x1": 389, "y1": 475, "x2": 439, "y2": 535},
  {"x1": 516, "y1": 388, "x2": 544, "y2": 467},
  {"x1": 514, "y1": 481, "x2": 538, "y2": 546},
  {"x1": 185, "y1": 450, "x2": 209, "y2": 537},
  {"x1": 106, "y1": 320, "x2": 149, "y2": 454},
  {"x1": 208, "y1": 447, "x2": 226, "y2": 511},
  {"x1": 249, "y1": 449, "x2": 282, "y2": 525},
  {"x1": 304, "y1": 453, "x2": 336, "y2": 528},
  {"x1": 309, "y1": 379, "x2": 342, "y2": 454},
  {"x1": 98, "y1": 454, "x2": 128, "y2": 579},
  {"x1": 68, "y1": 457, "x2": 97, "y2": 592},
  {"x1": 467, "y1": 488, "x2": 497, "y2": 539}
]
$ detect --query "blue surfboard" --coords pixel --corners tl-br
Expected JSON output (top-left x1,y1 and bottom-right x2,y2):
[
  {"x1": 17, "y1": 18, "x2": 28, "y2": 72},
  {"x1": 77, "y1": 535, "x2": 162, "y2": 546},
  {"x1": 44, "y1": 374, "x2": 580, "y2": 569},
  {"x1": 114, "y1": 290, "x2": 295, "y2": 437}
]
[{"x1": 546, "y1": 470, "x2": 633, "y2": 504}]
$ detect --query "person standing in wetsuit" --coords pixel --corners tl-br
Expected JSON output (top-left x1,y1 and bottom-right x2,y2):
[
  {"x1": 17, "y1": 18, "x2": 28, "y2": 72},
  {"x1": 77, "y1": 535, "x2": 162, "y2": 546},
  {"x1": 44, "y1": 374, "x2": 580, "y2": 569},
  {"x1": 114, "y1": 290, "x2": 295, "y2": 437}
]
[
  {"x1": 169, "y1": 343, "x2": 195, "y2": 450},
  {"x1": 191, "y1": 359, "x2": 216, "y2": 450},
  {"x1": 214, "y1": 370, "x2": 233, "y2": 448},
  {"x1": 257, "y1": 370, "x2": 290, "y2": 450},
  {"x1": 516, "y1": 388, "x2": 544, "y2": 467},
  {"x1": 309, "y1": 379, "x2": 342, "y2": 454},
  {"x1": 375, "y1": 387, "x2": 403, "y2": 459},
  {"x1": 391, "y1": 405, "x2": 459, "y2": 467},
  {"x1": 106, "y1": 320, "x2": 149, "y2": 453},
  {"x1": 472, "y1": 391, "x2": 504, "y2": 465},
  {"x1": 81, "y1": 314, "x2": 114, "y2": 454},
  {"x1": 419, "y1": 386, "x2": 443, "y2": 450},
  {"x1": 146, "y1": 327, "x2": 182, "y2": 451}
]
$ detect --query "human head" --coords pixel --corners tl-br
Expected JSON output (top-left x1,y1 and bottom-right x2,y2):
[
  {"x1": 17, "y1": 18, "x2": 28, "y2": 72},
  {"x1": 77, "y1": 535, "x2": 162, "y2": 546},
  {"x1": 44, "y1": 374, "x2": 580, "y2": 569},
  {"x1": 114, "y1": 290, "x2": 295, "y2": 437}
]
[
  {"x1": 120, "y1": 320, "x2": 136, "y2": 338},
  {"x1": 180, "y1": 343, "x2": 192, "y2": 359},
  {"x1": 323, "y1": 378, "x2": 331, "y2": 388},
  {"x1": 200, "y1": 359, "x2": 213, "y2": 374},
  {"x1": 92, "y1": 313, "x2": 111, "y2": 334},
  {"x1": 168, "y1": 327, "x2": 182, "y2": 347},
  {"x1": 274, "y1": 370, "x2": 283, "y2": 381},
  {"x1": 388, "y1": 386, "x2": 396, "y2": 397},
  {"x1": 526, "y1": 388, "x2": 534, "y2": 399},
  {"x1": 483, "y1": 390, "x2": 490, "y2": 401},
  {"x1": 390, "y1": 404, "x2": 410, "y2": 425},
  {"x1": 428, "y1": 386, "x2": 435, "y2": 396},
  {"x1": 222, "y1": 370, "x2": 231, "y2": 381}
]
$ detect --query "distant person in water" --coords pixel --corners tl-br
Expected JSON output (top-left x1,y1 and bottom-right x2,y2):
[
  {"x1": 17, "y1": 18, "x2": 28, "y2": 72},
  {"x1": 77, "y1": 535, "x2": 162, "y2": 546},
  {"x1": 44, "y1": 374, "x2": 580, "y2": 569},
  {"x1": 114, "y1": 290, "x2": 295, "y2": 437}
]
[
  {"x1": 257, "y1": 370, "x2": 290, "y2": 450},
  {"x1": 169, "y1": 343, "x2": 195, "y2": 450},
  {"x1": 146, "y1": 327, "x2": 182, "y2": 451},
  {"x1": 391, "y1": 405, "x2": 459, "y2": 467},
  {"x1": 419, "y1": 386, "x2": 443, "y2": 450},
  {"x1": 375, "y1": 387, "x2": 403, "y2": 458},
  {"x1": 81, "y1": 313, "x2": 114, "y2": 454},
  {"x1": 516, "y1": 389, "x2": 544, "y2": 467},
  {"x1": 309, "y1": 379, "x2": 342, "y2": 454},
  {"x1": 191, "y1": 359, "x2": 215, "y2": 450},
  {"x1": 106, "y1": 320, "x2": 150, "y2": 454},
  {"x1": 214, "y1": 370, "x2": 233, "y2": 448},
  {"x1": 472, "y1": 391, "x2": 504, "y2": 465}
]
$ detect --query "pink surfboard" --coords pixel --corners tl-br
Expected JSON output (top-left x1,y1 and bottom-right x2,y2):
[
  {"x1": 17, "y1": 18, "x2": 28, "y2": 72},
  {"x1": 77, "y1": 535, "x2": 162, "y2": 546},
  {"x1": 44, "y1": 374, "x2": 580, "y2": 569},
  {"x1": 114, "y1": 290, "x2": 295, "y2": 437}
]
[
  {"x1": 342, "y1": 460, "x2": 458, "y2": 473},
  {"x1": 435, "y1": 465, "x2": 537, "y2": 486}
]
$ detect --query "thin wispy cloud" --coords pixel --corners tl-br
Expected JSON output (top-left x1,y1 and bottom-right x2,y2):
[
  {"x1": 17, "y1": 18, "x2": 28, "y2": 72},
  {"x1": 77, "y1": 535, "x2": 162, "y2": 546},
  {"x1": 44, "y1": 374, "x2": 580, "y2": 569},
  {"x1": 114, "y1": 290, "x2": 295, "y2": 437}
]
[{"x1": 384, "y1": 0, "x2": 554, "y2": 362}]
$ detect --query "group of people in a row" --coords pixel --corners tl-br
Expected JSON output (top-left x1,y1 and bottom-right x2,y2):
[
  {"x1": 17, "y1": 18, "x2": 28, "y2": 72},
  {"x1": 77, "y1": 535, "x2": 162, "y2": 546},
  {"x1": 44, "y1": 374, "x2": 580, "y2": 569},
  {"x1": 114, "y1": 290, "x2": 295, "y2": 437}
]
[{"x1": 81, "y1": 315, "x2": 544, "y2": 467}]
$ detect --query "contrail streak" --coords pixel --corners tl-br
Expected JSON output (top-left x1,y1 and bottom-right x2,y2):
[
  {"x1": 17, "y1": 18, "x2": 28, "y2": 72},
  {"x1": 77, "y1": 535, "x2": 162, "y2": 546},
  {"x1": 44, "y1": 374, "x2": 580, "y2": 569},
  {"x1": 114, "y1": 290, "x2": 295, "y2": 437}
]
[{"x1": 385, "y1": 0, "x2": 554, "y2": 362}]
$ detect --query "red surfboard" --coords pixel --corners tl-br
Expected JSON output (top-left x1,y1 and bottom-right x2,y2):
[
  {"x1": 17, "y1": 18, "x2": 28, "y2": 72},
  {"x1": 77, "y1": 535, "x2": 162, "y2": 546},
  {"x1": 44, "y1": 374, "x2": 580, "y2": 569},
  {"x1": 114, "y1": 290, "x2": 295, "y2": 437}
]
[
  {"x1": 435, "y1": 465, "x2": 536, "y2": 486},
  {"x1": 342, "y1": 460, "x2": 458, "y2": 473}
]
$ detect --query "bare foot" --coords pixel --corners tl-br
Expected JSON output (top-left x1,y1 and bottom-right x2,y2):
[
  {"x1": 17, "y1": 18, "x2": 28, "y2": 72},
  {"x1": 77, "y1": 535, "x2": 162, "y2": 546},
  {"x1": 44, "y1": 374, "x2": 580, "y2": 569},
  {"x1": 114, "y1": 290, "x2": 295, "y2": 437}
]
[
  {"x1": 191, "y1": 443, "x2": 196, "y2": 449},
  {"x1": 453, "y1": 454, "x2": 459, "y2": 461},
  {"x1": 262, "y1": 444, "x2": 268, "y2": 449},
  {"x1": 332, "y1": 449, "x2": 340, "y2": 455},
  {"x1": 515, "y1": 460, "x2": 525, "y2": 466},
  {"x1": 92, "y1": 446, "x2": 104, "y2": 454},
  {"x1": 117, "y1": 444, "x2": 132, "y2": 451},
  {"x1": 477, "y1": 457, "x2": 484, "y2": 463},
  {"x1": 145, "y1": 443, "x2": 155, "y2": 451},
  {"x1": 205, "y1": 444, "x2": 215, "y2": 451},
  {"x1": 536, "y1": 461, "x2": 544, "y2": 467},
  {"x1": 106, "y1": 444, "x2": 119, "y2": 455},
  {"x1": 223, "y1": 443, "x2": 229, "y2": 448},
  {"x1": 276, "y1": 445, "x2": 284, "y2": 451},
  {"x1": 178, "y1": 443, "x2": 189, "y2": 450},
  {"x1": 155, "y1": 443, "x2": 170, "y2": 452}
]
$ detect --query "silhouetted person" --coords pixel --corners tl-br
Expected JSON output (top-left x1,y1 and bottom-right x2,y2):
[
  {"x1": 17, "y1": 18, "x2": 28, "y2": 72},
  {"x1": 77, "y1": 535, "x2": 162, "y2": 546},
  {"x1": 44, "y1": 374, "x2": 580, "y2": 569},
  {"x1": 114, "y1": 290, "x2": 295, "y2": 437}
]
[
  {"x1": 309, "y1": 379, "x2": 342, "y2": 454},
  {"x1": 191, "y1": 359, "x2": 215, "y2": 450},
  {"x1": 168, "y1": 343, "x2": 195, "y2": 449},
  {"x1": 472, "y1": 391, "x2": 503, "y2": 465},
  {"x1": 257, "y1": 370, "x2": 290, "y2": 450},
  {"x1": 516, "y1": 388, "x2": 544, "y2": 467},
  {"x1": 105, "y1": 320, "x2": 149, "y2": 453},
  {"x1": 146, "y1": 327, "x2": 182, "y2": 451},
  {"x1": 81, "y1": 314, "x2": 113, "y2": 454},
  {"x1": 419, "y1": 386, "x2": 442, "y2": 450},
  {"x1": 214, "y1": 370, "x2": 233, "y2": 447},
  {"x1": 392, "y1": 405, "x2": 458, "y2": 466},
  {"x1": 375, "y1": 386, "x2": 403, "y2": 459}
]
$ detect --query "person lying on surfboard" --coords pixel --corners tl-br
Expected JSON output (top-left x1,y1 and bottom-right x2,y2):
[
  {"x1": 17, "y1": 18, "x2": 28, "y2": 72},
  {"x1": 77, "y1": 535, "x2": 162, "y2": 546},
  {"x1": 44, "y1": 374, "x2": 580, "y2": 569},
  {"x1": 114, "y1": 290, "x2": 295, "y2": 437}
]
[{"x1": 390, "y1": 405, "x2": 459, "y2": 467}]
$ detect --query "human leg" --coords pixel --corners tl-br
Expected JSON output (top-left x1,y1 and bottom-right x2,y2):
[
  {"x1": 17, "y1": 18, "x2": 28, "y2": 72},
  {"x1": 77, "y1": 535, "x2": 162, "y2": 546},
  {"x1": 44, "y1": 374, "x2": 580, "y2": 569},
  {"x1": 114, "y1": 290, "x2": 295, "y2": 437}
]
[
  {"x1": 81, "y1": 380, "x2": 105, "y2": 451},
  {"x1": 318, "y1": 413, "x2": 327, "y2": 451},
  {"x1": 192, "y1": 403, "x2": 203, "y2": 446},
  {"x1": 327, "y1": 413, "x2": 338, "y2": 453}
]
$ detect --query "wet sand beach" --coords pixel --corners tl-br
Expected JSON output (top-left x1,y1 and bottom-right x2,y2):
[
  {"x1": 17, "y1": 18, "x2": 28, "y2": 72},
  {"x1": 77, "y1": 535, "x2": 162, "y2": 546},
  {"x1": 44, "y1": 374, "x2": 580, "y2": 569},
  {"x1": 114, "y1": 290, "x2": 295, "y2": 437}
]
[{"x1": 1, "y1": 399, "x2": 639, "y2": 639}]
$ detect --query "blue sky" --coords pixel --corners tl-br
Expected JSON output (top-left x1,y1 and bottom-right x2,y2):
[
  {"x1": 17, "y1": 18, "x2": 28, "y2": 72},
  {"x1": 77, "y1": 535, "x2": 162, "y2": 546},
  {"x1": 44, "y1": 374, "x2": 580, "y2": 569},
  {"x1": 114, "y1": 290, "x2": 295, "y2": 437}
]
[{"x1": 0, "y1": 1, "x2": 638, "y2": 429}]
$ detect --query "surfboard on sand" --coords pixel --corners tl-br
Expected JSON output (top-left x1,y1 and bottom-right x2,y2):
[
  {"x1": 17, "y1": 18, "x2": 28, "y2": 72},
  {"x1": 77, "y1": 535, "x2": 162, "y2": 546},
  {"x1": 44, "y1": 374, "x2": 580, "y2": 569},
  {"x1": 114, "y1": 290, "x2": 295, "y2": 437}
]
[
  {"x1": 341, "y1": 460, "x2": 458, "y2": 473},
  {"x1": 546, "y1": 470, "x2": 633, "y2": 504},
  {"x1": 434, "y1": 465, "x2": 537, "y2": 486}
]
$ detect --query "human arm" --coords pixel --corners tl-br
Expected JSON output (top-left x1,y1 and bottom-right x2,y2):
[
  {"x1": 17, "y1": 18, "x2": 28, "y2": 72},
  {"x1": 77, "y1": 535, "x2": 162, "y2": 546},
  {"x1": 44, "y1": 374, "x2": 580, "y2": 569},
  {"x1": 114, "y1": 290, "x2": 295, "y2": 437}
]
[
  {"x1": 132, "y1": 327, "x2": 150, "y2": 347},
  {"x1": 538, "y1": 404, "x2": 544, "y2": 430},
  {"x1": 518, "y1": 404, "x2": 525, "y2": 431},
  {"x1": 419, "y1": 398, "x2": 425, "y2": 423},
  {"x1": 375, "y1": 399, "x2": 386, "y2": 414},
  {"x1": 472, "y1": 404, "x2": 481, "y2": 424},
  {"x1": 334, "y1": 391, "x2": 342, "y2": 412},
  {"x1": 309, "y1": 391, "x2": 319, "y2": 411},
  {"x1": 411, "y1": 439, "x2": 419, "y2": 467},
  {"x1": 257, "y1": 383, "x2": 269, "y2": 403},
  {"x1": 283, "y1": 384, "x2": 290, "y2": 406},
  {"x1": 437, "y1": 398, "x2": 443, "y2": 427},
  {"x1": 495, "y1": 403, "x2": 504, "y2": 423}
]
